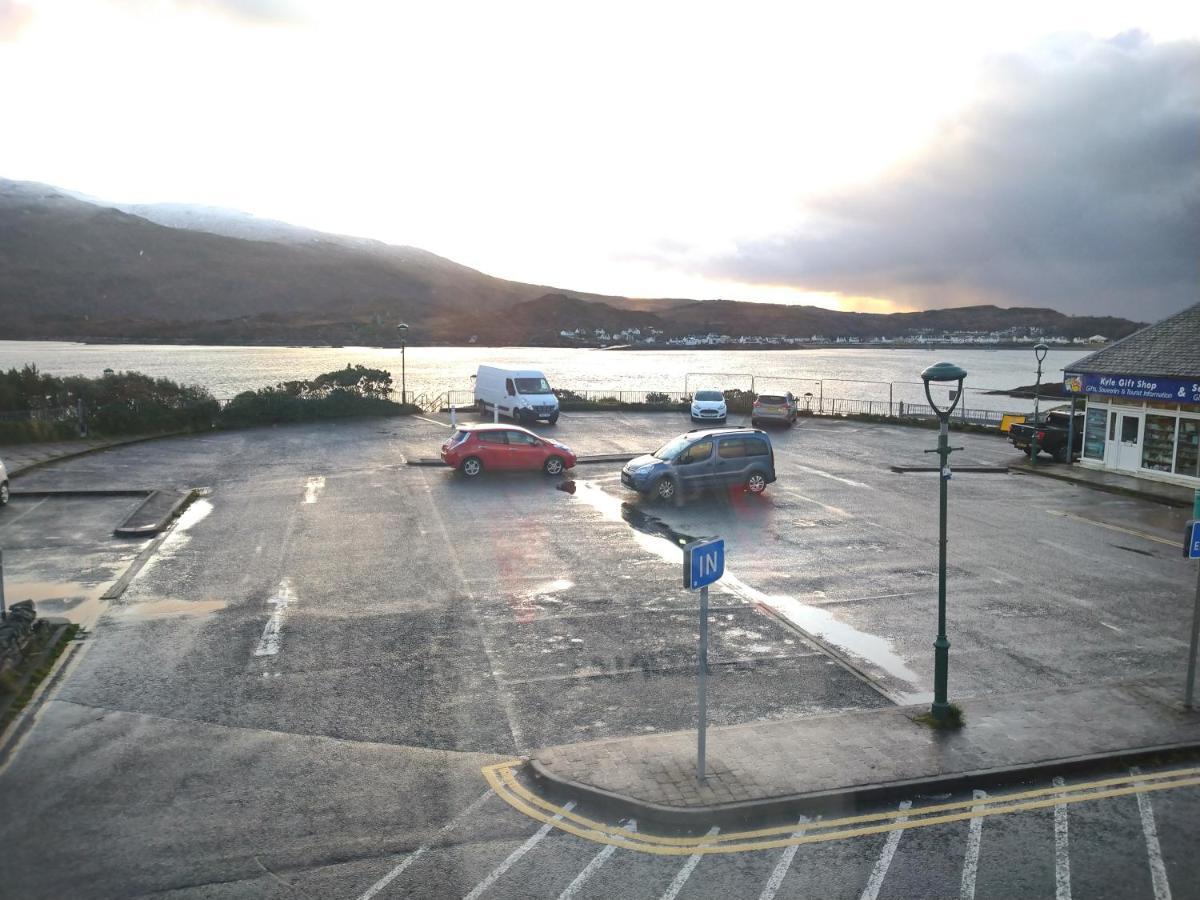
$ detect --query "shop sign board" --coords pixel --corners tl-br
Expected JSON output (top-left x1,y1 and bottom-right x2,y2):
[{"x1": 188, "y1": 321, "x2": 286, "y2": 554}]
[{"x1": 1065, "y1": 373, "x2": 1200, "y2": 404}]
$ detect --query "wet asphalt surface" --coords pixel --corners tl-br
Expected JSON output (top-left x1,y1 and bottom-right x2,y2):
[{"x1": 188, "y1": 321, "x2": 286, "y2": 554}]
[{"x1": 0, "y1": 412, "x2": 1198, "y2": 898}]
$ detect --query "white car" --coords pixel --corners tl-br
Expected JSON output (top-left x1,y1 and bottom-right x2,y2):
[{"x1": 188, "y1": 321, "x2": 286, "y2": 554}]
[
  {"x1": 690, "y1": 389, "x2": 727, "y2": 424},
  {"x1": 0, "y1": 456, "x2": 8, "y2": 506}
]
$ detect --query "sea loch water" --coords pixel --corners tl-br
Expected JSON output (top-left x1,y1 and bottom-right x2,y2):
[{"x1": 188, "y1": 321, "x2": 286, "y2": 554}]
[{"x1": 0, "y1": 341, "x2": 1087, "y2": 413}]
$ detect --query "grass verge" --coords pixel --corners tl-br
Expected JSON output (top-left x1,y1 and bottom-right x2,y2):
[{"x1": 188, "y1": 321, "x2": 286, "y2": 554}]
[
  {"x1": 913, "y1": 703, "x2": 966, "y2": 730},
  {"x1": 0, "y1": 622, "x2": 81, "y2": 732}
]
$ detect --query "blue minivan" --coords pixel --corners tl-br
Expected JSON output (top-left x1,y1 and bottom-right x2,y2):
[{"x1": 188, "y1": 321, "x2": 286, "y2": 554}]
[{"x1": 620, "y1": 426, "x2": 776, "y2": 501}]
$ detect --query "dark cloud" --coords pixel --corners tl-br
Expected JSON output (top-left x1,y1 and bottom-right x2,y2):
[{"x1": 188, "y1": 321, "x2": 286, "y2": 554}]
[
  {"x1": 708, "y1": 33, "x2": 1200, "y2": 318},
  {"x1": 0, "y1": 0, "x2": 34, "y2": 41}
]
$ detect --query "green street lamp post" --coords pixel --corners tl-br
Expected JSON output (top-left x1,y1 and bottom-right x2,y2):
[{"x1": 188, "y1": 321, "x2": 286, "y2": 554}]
[
  {"x1": 1029, "y1": 342, "x2": 1049, "y2": 466},
  {"x1": 397, "y1": 323, "x2": 409, "y2": 405},
  {"x1": 921, "y1": 361, "x2": 968, "y2": 723}
]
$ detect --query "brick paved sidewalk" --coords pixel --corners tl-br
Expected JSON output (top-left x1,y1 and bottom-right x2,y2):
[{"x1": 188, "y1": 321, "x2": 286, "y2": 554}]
[{"x1": 531, "y1": 679, "x2": 1200, "y2": 815}]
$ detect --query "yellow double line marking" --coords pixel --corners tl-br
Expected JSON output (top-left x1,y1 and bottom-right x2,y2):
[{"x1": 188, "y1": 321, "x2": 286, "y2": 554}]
[{"x1": 482, "y1": 761, "x2": 1200, "y2": 856}]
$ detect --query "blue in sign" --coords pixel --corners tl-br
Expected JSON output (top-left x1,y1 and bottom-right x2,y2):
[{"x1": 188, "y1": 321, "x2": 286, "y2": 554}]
[
  {"x1": 684, "y1": 538, "x2": 725, "y2": 590},
  {"x1": 1190, "y1": 521, "x2": 1200, "y2": 560}
]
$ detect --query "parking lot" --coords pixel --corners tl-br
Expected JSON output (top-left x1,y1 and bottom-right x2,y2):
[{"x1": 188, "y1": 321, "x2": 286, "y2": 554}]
[{"x1": 0, "y1": 410, "x2": 1196, "y2": 897}]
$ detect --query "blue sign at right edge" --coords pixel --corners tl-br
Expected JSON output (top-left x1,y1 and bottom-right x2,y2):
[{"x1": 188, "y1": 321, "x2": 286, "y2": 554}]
[
  {"x1": 1190, "y1": 522, "x2": 1200, "y2": 560},
  {"x1": 684, "y1": 538, "x2": 725, "y2": 590},
  {"x1": 1065, "y1": 372, "x2": 1200, "y2": 404}
]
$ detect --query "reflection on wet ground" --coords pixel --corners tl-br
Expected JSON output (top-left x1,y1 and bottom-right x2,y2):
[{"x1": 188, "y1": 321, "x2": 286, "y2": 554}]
[
  {"x1": 568, "y1": 478, "x2": 918, "y2": 702},
  {"x1": 0, "y1": 496, "x2": 153, "y2": 628}
]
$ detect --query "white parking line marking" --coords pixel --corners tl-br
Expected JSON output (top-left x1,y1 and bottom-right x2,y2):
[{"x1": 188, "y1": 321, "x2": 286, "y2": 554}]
[
  {"x1": 860, "y1": 801, "x2": 911, "y2": 900},
  {"x1": 303, "y1": 476, "x2": 325, "y2": 504},
  {"x1": 1053, "y1": 776, "x2": 1072, "y2": 900},
  {"x1": 414, "y1": 414, "x2": 451, "y2": 428},
  {"x1": 788, "y1": 492, "x2": 852, "y2": 517},
  {"x1": 1131, "y1": 767, "x2": 1172, "y2": 900},
  {"x1": 358, "y1": 789, "x2": 494, "y2": 900},
  {"x1": 419, "y1": 473, "x2": 526, "y2": 753},
  {"x1": 253, "y1": 579, "x2": 296, "y2": 657},
  {"x1": 659, "y1": 826, "x2": 719, "y2": 900},
  {"x1": 462, "y1": 800, "x2": 576, "y2": 900},
  {"x1": 557, "y1": 820, "x2": 637, "y2": 900},
  {"x1": 758, "y1": 817, "x2": 810, "y2": 900},
  {"x1": 793, "y1": 464, "x2": 871, "y2": 488},
  {"x1": 960, "y1": 790, "x2": 987, "y2": 900},
  {"x1": 0, "y1": 495, "x2": 49, "y2": 532}
]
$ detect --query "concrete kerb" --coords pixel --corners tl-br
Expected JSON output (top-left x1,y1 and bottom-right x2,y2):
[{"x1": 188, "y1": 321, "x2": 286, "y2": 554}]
[
  {"x1": 0, "y1": 620, "x2": 83, "y2": 768},
  {"x1": 113, "y1": 488, "x2": 199, "y2": 537},
  {"x1": 527, "y1": 739, "x2": 1200, "y2": 830}
]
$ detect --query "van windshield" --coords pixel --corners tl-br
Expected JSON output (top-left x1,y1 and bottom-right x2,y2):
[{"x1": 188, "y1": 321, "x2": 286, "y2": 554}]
[
  {"x1": 514, "y1": 377, "x2": 551, "y2": 394},
  {"x1": 653, "y1": 435, "x2": 691, "y2": 460}
]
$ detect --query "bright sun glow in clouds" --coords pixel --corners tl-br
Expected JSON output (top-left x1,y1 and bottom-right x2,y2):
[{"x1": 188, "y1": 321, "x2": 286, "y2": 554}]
[{"x1": 0, "y1": 1, "x2": 1195, "y2": 311}]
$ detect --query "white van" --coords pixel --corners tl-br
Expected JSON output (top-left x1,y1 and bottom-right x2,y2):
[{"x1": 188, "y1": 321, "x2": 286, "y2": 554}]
[{"x1": 474, "y1": 366, "x2": 560, "y2": 425}]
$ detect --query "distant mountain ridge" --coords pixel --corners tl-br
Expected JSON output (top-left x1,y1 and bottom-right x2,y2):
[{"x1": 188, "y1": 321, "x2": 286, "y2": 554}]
[{"x1": 0, "y1": 178, "x2": 1145, "y2": 346}]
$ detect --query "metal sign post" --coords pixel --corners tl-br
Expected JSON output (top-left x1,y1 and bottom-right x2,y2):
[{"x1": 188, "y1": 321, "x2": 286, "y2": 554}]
[
  {"x1": 684, "y1": 538, "x2": 725, "y2": 782},
  {"x1": 697, "y1": 583, "x2": 710, "y2": 781},
  {"x1": 1184, "y1": 489, "x2": 1200, "y2": 708}
]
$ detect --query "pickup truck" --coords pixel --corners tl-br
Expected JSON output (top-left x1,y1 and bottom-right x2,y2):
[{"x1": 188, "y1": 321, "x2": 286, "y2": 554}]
[{"x1": 1009, "y1": 408, "x2": 1084, "y2": 462}]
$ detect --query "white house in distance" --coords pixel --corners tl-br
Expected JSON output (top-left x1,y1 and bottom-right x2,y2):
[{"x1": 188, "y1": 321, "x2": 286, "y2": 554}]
[{"x1": 1064, "y1": 302, "x2": 1200, "y2": 486}]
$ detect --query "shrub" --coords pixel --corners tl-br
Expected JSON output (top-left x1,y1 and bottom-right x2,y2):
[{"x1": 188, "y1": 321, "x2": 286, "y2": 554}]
[
  {"x1": 722, "y1": 389, "x2": 756, "y2": 414},
  {"x1": 216, "y1": 365, "x2": 412, "y2": 427},
  {"x1": 0, "y1": 364, "x2": 219, "y2": 439}
]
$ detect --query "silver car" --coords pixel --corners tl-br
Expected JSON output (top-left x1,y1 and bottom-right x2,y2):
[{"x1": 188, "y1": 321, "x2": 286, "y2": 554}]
[{"x1": 751, "y1": 392, "x2": 799, "y2": 427}]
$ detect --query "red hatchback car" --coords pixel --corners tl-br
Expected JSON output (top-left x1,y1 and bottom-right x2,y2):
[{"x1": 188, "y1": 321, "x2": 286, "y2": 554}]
[{"x1": 441, "y1": 424, "x2": 578, "y2": 477}]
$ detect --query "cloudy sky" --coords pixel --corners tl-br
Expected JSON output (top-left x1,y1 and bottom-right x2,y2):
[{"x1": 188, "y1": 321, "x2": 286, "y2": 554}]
[{"x1": 1, "y1": 1, "x2": 1196, "y2": 317}]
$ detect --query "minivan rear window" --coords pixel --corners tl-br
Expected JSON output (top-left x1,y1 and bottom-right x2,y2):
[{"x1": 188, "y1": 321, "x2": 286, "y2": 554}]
[{"x1": 744, "y1": 437, "x2": 770, "y2": 457}]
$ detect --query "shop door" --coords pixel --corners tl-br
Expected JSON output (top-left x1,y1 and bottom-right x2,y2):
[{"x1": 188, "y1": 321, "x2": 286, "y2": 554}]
[{"x1": 1115, "y1": 413, "x2": 1143, "y2": 472}]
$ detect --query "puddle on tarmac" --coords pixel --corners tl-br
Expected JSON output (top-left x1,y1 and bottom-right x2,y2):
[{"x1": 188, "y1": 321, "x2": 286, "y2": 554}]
[
  {"x1": 718, "y1": 571, "x2": 922, "y2": 694},
  {"x1": 304, "y1": 476, "x2": 326, "y2": 504},
  {"x1": 569, "y1": 478, "x2": 921, "y2": 698},
  {"x1": 117, "y1": 597, "x2": 228, "y2": 619},
  {"x1": 530, "y1": 578, "x2": 574, "y2": 595},
  {"x1": 132, "y1": 497, "x2": 214, "y2": 583},
  {"x1": 5, "y1": 580, "x2": 105, "y2": 626}
]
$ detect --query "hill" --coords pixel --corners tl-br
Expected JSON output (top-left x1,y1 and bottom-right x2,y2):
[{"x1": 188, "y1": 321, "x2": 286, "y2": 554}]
[
  {"x1": 0, "y1": 179, "x2": 633, "y2": 344},
  {"x1": 0, "y1": 178, "x2": 1145, "y2": 346}
]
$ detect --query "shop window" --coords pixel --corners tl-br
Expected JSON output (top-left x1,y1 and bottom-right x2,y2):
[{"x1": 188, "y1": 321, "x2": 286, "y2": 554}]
[
  {"x1": 1084, "y1": 408, "x2": 1107, "y2": 461},
  {"x1": 1108, "y1": 412, "x2": 1117, "y2": 441},
  {"x1": 1141, "y1": 415, "x2": 1175, "y2": 472},
  {"x1": 1178, "y1": 419, "x2": 1200, "y2": 479}
]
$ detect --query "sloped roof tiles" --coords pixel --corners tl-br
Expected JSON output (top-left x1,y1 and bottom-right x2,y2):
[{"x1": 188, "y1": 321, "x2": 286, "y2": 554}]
[{"x1": 1067, "y1": 302, "x2": 1200, "y2": 378}]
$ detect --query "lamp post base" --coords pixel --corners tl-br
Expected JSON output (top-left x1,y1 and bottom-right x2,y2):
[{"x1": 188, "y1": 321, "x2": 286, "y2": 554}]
[{"x1": 932, "y1": 635, "x2": 950, "y2": 721}]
